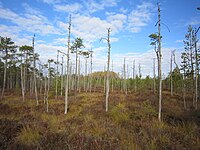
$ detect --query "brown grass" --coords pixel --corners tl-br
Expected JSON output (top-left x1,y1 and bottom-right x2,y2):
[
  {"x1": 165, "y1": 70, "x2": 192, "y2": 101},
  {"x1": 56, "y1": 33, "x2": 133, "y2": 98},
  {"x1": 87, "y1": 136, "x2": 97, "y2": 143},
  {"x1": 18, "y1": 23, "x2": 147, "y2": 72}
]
[{"x1": 0, "y1": 90, "x2": 199, "y2": 149}]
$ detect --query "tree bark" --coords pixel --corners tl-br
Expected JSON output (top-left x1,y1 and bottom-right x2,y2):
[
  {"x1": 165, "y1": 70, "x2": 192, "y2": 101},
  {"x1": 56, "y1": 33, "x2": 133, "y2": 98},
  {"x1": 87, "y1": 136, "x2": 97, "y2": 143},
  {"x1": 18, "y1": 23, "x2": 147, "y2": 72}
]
[
  {"x1": 33, "y1": 34, "x2": 38, "y2": 105},
  {"x1": 105, "y1": 28, "x2": 111, "y2": 112},
  {"x1": 157, "y1": 3, "x2": 162, "y2": 122},
  {"x1": 1, "y1": 48, "x2": 7, "y2": 100},
  {"x1": 65, "y1": 15, "x2": 71, "y2": 114}
]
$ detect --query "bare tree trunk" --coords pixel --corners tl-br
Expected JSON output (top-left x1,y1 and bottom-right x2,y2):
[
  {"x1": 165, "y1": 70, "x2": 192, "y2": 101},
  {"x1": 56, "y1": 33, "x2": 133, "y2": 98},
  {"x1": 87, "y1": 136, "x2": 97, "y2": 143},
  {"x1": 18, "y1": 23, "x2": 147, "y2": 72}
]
[
  {"x1": 61, "y1": 56, "x2": 64, "y2": 96},
  {"x1": 56, "y1": 50, "x2": 59, "y2": 99},
  {"x1": 84, "y1": 58, "x2": 87, "y2": 92},
  {"x1": 157, "y1": 3, "x2": 162, "y2": 122},
  {"x1": 153, "y1": 58, "x2": 156, "y2": 94},
  {"x1": 123, "y1": 58, "x2": 127, "y2": 95},
  {"x1": 33, "y1": 34, "x2": 38, "y2": 105},
  {"x1": 183, "y1": 74, "x2": 186, "y2": 109},
  {"x1": 44, "y1": 76, "x2": 47, "y2": 104},
  {"x1": 90, "y1": 51, "x2": 93, "y2": 93},
  {"x1": 65, "y1": 15, "x2": 71, "y2": 114},
  {"x1": 111, "y1": 60, "x2": 113, "y2": 92},
  {"x1": 133, "y1": 60, "x2": 136, "y2": 92},
  {"x1": 21, "y1": 51, "x2": 25, "y2": 102},
  {"x1": 105, "y1": 28, "x2": 111, "y2": 112},
  {"x1": 127, "y1": 64, "x2": 129, "y2": 93},
  {"x1": 46, "y1": 62, "x2": 51, "y2": 113},
  {"x1": 1, "y1": 49, "x2": 7, "y2": 100},
  {"x1": 75, "y1": 50, "x2": 78, "y2": 96},
  {"x1": 170, "y1": 50, "x2": 173, "y2": 96},
  {"x1": 78, "y1": 56, "x2": 80, "y2": 93},
  {"x1": 194, "y1": 28, "x2": 199, "y2": 110},
  {"x1": 189, "y1": 31, "x2": 195, "y2": 107},
  {"x1": 104, "y1": 65, "x2": 106, "y2": 93}
]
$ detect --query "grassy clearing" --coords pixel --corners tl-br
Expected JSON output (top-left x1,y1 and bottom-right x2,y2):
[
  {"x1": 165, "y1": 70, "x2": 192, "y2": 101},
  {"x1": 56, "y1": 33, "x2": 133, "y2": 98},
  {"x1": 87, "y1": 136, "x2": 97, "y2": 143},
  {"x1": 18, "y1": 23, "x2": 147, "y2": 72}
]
[{"x1": 0, "y1": 90, "x2": 199, "y2": 149}]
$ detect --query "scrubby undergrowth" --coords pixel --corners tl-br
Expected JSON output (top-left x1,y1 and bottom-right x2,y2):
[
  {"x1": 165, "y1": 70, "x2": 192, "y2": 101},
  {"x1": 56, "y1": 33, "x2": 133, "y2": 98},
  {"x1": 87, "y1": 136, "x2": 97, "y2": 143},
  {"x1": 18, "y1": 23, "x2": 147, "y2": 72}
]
[{"x1": 0, "y1": 90, "x2": 200, "y2": 149}]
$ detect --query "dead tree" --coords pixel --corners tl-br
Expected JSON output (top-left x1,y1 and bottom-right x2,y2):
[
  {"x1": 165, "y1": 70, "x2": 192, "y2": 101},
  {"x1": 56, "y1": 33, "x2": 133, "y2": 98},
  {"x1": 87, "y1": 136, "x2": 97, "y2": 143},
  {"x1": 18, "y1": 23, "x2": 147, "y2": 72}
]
[
  {"x1": 157, "y1": 3, "x2": 162, "y2": 122},
  {"x1": 65, "y1": 15, "x2": 71, "y2": 114},
  {"x1": 101, "y1": 28, "x2": 111, "y2": 112}
]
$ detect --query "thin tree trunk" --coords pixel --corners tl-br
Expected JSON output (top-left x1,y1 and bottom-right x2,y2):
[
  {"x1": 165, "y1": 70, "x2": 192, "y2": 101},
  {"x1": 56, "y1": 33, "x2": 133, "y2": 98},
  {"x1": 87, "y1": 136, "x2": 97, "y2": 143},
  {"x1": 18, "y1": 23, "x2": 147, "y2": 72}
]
[
  {"x1": 75, "y1": 49, "x2": 78, "y2": 96},
  {"x1": 183, "y1": 74, "x2": 186, "y2": 109},
  {"x1": 61, "y1": 56, "x2": 64, "y2": 96},
  {"x1": 44, "y1": 76, "x2": 47, "y2": 104},
  {"x1": 46, "y1": 62, "x2": 51, "y2": 113},
  {"x1": 33, "y1": 34, "x2": 38, "y2": 105},
  {"x1": 170, "y1": 51, "x2": 173, "y2": 96},
  {"x1": 104, "y1": 65, "x2": 106, "y2": 93},
  {"x1": 157, "y1": 3, "x2": 162, "y2": 122},
  {"x1": 90, "y1": 52, "x2": 93, "y2": 93},
  {"x1": 65, "y1": 15, "x2": 71, "y2": 114},
  {"x1": 21, "y1": 52, "x2": 25, "y2": 102},
  {"x1": 56, "y1": 50, "x2": 59, "y2": 99},
  {"x1": 111, "y1": 60, "x2": 113, "y2": 92},
  {"x1": 194, "y1": 28, "x2": 199, "y2": 110},
  {"x1": 78, "y1": 56, "x2": 80, "y2": 93},
  {"x1": 123, "y1": 58, "x2": 127, "y2": 95},
  {"x1": 105, "y1": 28, "x2": 111, "y2": 112},
  {"x1": 84, "y1": 58, "x2": 87, "y2": 92},
  {"x1": 153, "y1": 58, "x2": 156, "y2": 94},
  {"x1": 1, "y1": 49, "x2": 7, "y2": 100}
]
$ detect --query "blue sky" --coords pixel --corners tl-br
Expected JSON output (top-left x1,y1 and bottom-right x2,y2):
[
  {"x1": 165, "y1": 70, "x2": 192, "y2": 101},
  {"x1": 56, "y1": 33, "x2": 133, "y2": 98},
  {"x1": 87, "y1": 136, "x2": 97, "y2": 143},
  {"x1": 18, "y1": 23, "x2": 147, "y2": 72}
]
[{"x1": 0, "y1": 0, "x2": 200, "y2": 77}]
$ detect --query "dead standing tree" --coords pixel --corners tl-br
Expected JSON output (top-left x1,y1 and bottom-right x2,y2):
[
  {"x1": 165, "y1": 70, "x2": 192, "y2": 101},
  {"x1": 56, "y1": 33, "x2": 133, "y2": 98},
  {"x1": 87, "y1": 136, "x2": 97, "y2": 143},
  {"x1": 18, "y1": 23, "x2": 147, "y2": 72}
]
[
  {"x1": 149, "y1": 3, "x2": 163, "y2": 121},
  {"x1": 32, "y1": 34, "x2": 38, "y2": 105},
  {"x1": 65, "y1": 15, "x2": 71, "y2": 114},
  {"x1": 157, "y1": 3, "x2": 162, "y2": 122},
  {"x1": 101, "y1": 28, "x2": 111, "y2": 112}
]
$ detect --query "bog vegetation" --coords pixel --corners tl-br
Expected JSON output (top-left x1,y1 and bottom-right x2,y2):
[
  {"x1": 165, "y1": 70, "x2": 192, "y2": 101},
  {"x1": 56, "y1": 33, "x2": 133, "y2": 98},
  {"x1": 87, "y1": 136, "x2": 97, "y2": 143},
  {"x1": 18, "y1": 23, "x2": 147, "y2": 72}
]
[{"x1": 0, "y1": 4, "x2": 200, "y2": 149}]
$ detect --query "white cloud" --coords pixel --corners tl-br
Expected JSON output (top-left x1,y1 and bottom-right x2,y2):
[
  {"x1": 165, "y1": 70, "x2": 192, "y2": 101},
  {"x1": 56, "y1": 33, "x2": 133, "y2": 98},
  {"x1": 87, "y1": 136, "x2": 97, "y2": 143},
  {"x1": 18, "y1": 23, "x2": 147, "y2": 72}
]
[
  {"x1": 110, "y1": 37, "x2": 119, "y2": 42},
  {"x1": 176, "y1": 40, "x2": 183, "y2": 43},
  {"x1": 40, "y1": 0, "x2": 60, "y2": 4},
  {"x1": 53, "y1": 38, "x2": 68, "y2": 45},
  {"x1": 83, "y1": 0, "x2": 118, "y2": 14},
  {"x1": 54, "y1": 3, "x2": 82, "y2": 13},
  {"x1": 71, "y1": 14, "x2": 110, "y2": 42},
  {"x1": 186, "y1": 17, "x2": 200, "y2": 26},
  {"x1": 107, "y1": 13, "x2": 127, "y2": 32},
  {"x1": 128, "y1": 2, "x2": 154, "y2": 33},
  {"x1": 56, "y1": 13, "x2": 126, "y2": 44},
  {"x1": 106, "y1": 47, "x2": 183, "y2": 78},
  {"x1": 0, "y1": 6, "x2": 60, "y2": 36},
  {"x1": 22, "y1": 3, "x2": 42, "y2": 15}
]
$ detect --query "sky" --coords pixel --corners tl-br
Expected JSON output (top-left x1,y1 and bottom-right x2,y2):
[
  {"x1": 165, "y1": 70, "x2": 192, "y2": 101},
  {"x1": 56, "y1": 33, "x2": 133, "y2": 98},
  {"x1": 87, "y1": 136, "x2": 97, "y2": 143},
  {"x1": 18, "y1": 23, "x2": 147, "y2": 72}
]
[{"x1": 0, "y1": 0, "x2": 200, "y2": 78}]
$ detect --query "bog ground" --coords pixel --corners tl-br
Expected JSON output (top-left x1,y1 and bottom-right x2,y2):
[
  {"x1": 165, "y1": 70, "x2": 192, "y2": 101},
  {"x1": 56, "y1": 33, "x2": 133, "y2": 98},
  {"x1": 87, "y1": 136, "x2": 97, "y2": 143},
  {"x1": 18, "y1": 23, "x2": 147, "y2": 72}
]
[{"x1": 0, "y1": 90, "x2": 200, "y2": 149}]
